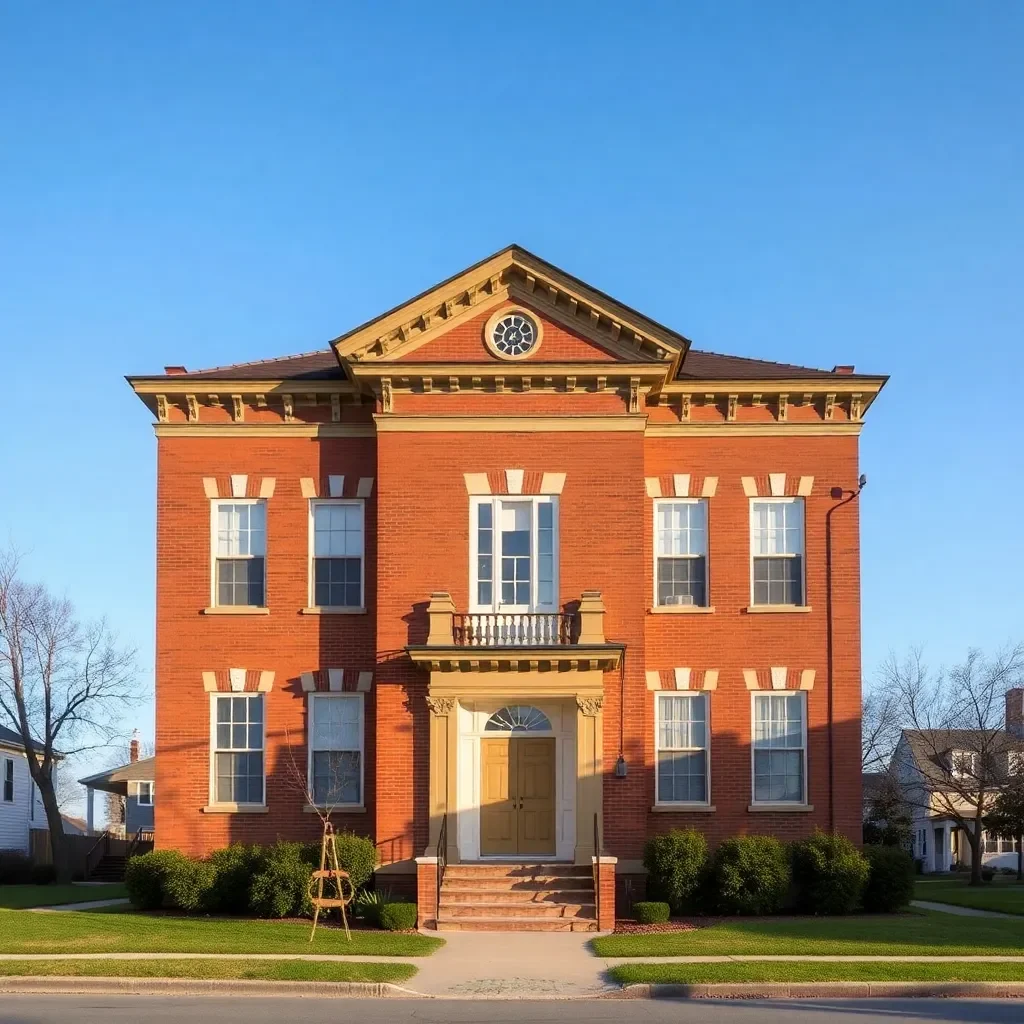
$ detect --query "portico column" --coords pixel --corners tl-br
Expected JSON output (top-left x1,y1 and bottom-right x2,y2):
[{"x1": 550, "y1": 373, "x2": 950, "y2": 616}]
[
  {"x1": 86, "y1": 787, "x2": 94, "y2": 835},
  {"x1": 574, "y1": 694, "x2": 604, "y2": 864},
  {"x1": 425, "y1": 695, "x2": 460, "y2": 864}
]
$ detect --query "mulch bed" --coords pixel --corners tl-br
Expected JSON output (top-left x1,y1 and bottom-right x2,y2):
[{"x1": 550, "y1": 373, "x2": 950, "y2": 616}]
[{"x1": 614, "y1": 918, "x2": 702, "y2": 934}]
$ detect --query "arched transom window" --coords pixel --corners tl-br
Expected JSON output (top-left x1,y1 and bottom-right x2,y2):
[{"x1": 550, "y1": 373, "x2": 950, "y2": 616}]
[{"x1": 484, "y1": 705, "x2": 552, "y2": 733}]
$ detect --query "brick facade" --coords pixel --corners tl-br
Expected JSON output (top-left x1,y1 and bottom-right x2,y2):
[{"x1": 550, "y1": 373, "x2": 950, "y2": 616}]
[{"x1": 135, "y1": 247, "x2": 883, "y2": 921}]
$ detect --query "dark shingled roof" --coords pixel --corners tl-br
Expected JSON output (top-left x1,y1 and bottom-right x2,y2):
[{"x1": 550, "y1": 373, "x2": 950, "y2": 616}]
[
  {"x1": 137, "y1": 347, "x2": 859, "y2": 383},
  {"x1": 900, "y1": 728, "x2": 1024, "y2": 787}
]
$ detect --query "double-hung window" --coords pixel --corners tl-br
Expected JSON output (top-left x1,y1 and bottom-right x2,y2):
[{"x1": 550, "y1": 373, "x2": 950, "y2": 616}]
[
  {"x1": 137, "y1": 781, "x2": 154, "y2": 806},
  {"x1": 655, "y1": 693, "x2": 709, "y2": 804},
  {"x1": 2, "y1": 758, "x2": 12, "y2": 802},
  {"x1": 655, "y1": 499, "x2": 708, "y2": 607},
  {"x1": 212, "y1": 500, "x2": 266, "y2": 607},
  {"x1": 310, "y1": 501, "x2": 364, "y2": 609},
  {"x1": 471, "y1": 496, "x2": 558, "y2": 611},
  {"x1": 308, "y1": 693, "x2": 363, "y2": 807},
  {"x1": 752, "y1": 692, "x2": 807, "y2": 804},
  {"x1": 211, "y1": 694, "x2": 265, "y2": 806},
  {"x1": 951, "y1": 750, "x2": 977, "y2": 779},
  {"x1": 750, "y1": 498, "x2": 804, "y2": 606}
]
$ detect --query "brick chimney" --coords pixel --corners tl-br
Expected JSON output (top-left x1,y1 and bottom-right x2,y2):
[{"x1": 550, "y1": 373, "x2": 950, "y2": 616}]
[
  {"x1": 163, "y1": 365, "x2": 187, "y2": 375},
  {"x1": 129, "y1": 732, "x2": 140, "y2": 763},
  {"x1": 1006, "y1": 689, "x2": 1024, "y2": 739},
  {"x1": 832, "y1": 364, "x2": 855, "y2": 375}
]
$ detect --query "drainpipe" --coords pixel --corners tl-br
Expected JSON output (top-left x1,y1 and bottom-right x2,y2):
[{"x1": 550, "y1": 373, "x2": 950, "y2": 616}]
[{"x1": 826, "y1": 474, "x2": 866, "y2": 834}]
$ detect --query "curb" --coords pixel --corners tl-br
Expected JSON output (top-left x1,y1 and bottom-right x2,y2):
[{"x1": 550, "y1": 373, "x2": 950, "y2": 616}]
[
  {"x1": 0, "y1": 977, "x2": 420, "y2": 999},
  {"x1": 611, "y1": 981, "x2": 1024, "y2": 1000}
]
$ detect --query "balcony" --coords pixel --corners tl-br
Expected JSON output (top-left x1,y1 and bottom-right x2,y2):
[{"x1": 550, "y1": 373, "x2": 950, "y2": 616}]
[{"x1": 406, "y1": 590, "x2": 623, "y2": 673}]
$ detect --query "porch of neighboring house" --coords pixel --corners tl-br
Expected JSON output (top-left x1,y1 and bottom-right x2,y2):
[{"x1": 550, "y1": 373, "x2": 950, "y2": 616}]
[
  {"x1": 76, "y1": 756, "x2": 156, "y2": 880},
  {"x1": 915, "y1": 816, "x2": 1021, "y2": 874}
]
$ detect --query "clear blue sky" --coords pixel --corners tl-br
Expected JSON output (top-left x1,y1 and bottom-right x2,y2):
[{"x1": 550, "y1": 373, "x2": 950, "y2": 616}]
[{"x1": 2, "y1": 2, "x2": 1022, "y2": 789}]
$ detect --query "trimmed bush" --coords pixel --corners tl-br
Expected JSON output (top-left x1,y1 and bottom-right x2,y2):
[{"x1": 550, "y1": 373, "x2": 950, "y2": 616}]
[
  {"x1": 329, "y1": 832, "x2": 377, "y2": 891},
  {"x1": 30, "y1": 864, "x2": 57, "y2": 886},
  {"x1": 633, "y1": 901, "x2": 670, "y2": 924},
  {"x1": 207, "y1": 843, "x2": 261, "y2": 914},
  {"x1": 709, "y1": 836, "x2": 790, "y2": 915},
  {"x1": 642, "y1": 829, "x2": 707, "y2": 915},
  {"x1": 862, "y1": 844, "x2": 915, "y2": 912},
  {"x1": 0, "y1": 850, "x2": 35, "y2": 884},
  {"x1": 249, "y1": 841, "x2": 313, "y2": 919},
  {"x1": 378, "y1": 901, "x2": 417, "y2": 931},
  {"x1": 125, "y1": 849, "x2": 190, "y2": 910},
  {"x1": 791, "y1": 831, "x2": 869, "y2": 915},
  {"x1": 163, "y1": 855, "x2": 216, "y2": 912}
]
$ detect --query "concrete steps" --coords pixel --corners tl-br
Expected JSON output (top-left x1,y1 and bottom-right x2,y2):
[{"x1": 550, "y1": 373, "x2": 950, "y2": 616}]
[{"x1": 437, "y1": 863, "x2": 597, "y2": 932}]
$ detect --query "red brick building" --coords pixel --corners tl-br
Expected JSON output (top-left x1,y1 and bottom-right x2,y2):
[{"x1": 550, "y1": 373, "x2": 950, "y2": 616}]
[{"x1": 129, "y1": 246, "x2": 885, "y2": 930}]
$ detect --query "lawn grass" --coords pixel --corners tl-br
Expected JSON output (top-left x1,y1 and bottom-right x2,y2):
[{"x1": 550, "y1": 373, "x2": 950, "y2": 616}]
[
  {"x1": 915, "y1": 877, "x2": 1024, "y2": 915},
  {"x1": 0, "y1": 884, "x2": 127, "y2": 910},
  {"x1": 592, "y1": 910, "x2": 1024, "y2": 958},
  {"x1": 609, "y1": 962, "x2": 1024, "y2": 985},
  {"x1": 0, "y1": 909, "x2": 443, "y2": 956},
  {"x1": 0, "y1": 958, "x2": 417, "y2": 983}
]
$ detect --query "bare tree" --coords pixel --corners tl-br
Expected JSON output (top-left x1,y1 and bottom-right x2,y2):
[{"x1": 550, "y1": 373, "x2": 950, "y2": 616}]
[
  {"x1": 0, "y1": 548, "x2": 141, "y2": 882},
  {"x1": 862, "y1": 682, "x2": 901, "y2": 773},
  {"x1": 881, "y1": 645, "x2": 1024, "y2": 885}
]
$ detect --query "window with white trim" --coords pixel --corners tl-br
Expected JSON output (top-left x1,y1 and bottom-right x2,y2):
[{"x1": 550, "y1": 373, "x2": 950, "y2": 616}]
[
  {"x1": 2, "y1": 758, "x2": 12, "y2": 803},
  {"x1": 212, "y1": 694, "x2": 264, "y2": 805},
  {"x1": 655, "y1": 499, "x2": 708, "y2": 607},
  {"x1": 750, "y1": 498, "x2": 804, "y2": 606},
  {"x1": 656, "y1": 692, "x2": 709, "y2": 803},
  {"x1": 310, "y1": 501, "x2": 364, "y2": 609},
  {"x1": 212, "y1": 500, "x2": 266, "y2": 607},
  {"x1": 950, "y1": 750, "x2": 977, "y2": 778},
  {"x1": 752, "y1": 692, "x2": 806, "y2": 803},
  {"x1": 137, "y1": 781, "x2": 154, "y2": 806},
  {"x1": 308, "y1": 693, "x2": 363, "y2": 806},
  {"x1": 471, "y1": 496, "x2": 558, "y2": 611}
]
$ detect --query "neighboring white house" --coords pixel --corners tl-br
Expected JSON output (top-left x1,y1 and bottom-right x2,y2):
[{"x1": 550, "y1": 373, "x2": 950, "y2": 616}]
[
  {"x1": 0, "y1": 725, "x2": 47, "y2": 854},
  {"x1": 891, "y1": 689, "x2": 1024, "y2": 873}
]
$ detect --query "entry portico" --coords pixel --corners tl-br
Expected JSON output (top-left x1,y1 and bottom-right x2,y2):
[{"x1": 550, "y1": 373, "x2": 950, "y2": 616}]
[{"x1": 408, "y1": 590, "x2": 621, "y2": 867}]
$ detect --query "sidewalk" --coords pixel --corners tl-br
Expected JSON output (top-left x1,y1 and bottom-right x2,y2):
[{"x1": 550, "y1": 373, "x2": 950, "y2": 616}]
[
  {"x1": 28, "y1": 899, "x2": 131, "y2": 913},
  {"x1": 910, "y1": 899, "x2": 1016, "y2": 919}
]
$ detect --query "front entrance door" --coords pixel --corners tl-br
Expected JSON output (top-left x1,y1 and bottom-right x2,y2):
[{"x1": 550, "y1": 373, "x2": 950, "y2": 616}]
[{"x1": 480, "y1": 737, "x2": 555, "y2": 856}]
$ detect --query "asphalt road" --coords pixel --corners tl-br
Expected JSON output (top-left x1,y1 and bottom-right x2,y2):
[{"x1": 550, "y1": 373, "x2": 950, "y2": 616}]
[{"x1": 2, "y1": 998, "x2": 1023, "y2": 1024}]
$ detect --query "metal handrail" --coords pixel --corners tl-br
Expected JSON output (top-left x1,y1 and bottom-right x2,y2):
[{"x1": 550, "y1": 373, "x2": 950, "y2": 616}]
[
  {"x1": 453, "y1": 612, "x2": 573, "y2": 647},
  {"x1": 126, "y1": 826, "x2": 154, "y2": 860},
  {"x1": 435, "y1": 813, "x2": 448, "y2": 929},
  {"x1": 593, "y1": 812, "x2": 601, "y2": 930},
  {"x1": 84, "y1": 830, "x2": 110, "y2": 880}
]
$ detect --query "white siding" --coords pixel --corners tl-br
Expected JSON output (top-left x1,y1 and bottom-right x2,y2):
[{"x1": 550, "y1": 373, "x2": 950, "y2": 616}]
[{"x1": 0, "y1": 752, "x2": 44, "y2": 853}]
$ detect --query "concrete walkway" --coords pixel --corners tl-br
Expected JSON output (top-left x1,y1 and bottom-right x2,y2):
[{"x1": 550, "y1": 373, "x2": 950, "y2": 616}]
[
  {"x1": 911, "y1": 899, "x2": 1017, "y2": 919},
  {"x1": 28, "y1": 899, "x2": 131, "y2": 913}
]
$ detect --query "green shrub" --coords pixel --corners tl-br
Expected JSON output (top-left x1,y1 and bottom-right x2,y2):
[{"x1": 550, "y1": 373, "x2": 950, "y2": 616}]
[
  {"x1": 30, "y1": 863, "x2": 57, "y2": 885},
  {"x1": 354, "y1": 887, "x2": 391, "y2": 926},
  {"x1": 791, "y1": 831, "x2": 869, "y2": 915},
  {"x1": 709, "y1": 835, "x2": 790, "y2": 915},
  {"x1": 125, "y1": 849, "x2": 190, "y2": 910},
  {"x1": 0, "y1": 850, "x2": 35, "y2": 884},
  {"x1": 861, "y1": 844, "x2": 915, "y2": 912},
  {"x1": 248, "y1": 841, "x2": 314, "y2": 918},
  {"x1": 633, "y1": 900, "x2": 670, "y2": 924},
  {"x1": 378, "y1": 901, "x2": 417, "y2": 931},
  {"x1": 981, "y1": 867, "x2": 996, "y2": 882},
  {"x1": 206, "y1": 843, "x2": 261, "y2": 914},
  {"x1": 330, "y1": 832, "x2": 377, "y2": 891},
  {"x1": 642, "y1": 829, "x2": 707, "y2": 914},
  {"x1": 163, "y1": 856, "x2": 216, "y2": 912}
]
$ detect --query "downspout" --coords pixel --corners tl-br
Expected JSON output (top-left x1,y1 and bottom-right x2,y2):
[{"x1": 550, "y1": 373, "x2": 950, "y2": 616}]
[{"x1": 826, "y1": 476, "x2": 866, "y2": 834}]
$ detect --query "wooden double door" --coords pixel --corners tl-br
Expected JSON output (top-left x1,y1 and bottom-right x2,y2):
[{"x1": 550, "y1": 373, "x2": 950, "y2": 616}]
[{"x1": 479, "y1": 737, "x2": 556, "y2": 856}]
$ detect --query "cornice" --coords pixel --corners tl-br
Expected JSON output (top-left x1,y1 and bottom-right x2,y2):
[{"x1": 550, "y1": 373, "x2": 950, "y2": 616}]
[
  {"x1": 374, "y1": 414, "x2": 647, "y2": 433},
  {"x1": 129, "y1": 379, "x2": 354, "y2": 395},
  {"x1": 645, "y1": 422, "x2": 864, "y2": 437},
  {"x1": 153, "y1": 423, "x2": 375, "y2": 438}
]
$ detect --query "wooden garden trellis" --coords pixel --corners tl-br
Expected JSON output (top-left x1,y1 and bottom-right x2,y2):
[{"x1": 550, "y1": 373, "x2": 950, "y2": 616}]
[{"x1": 308, "y1": 821, "x2": 354, "y2": 941}]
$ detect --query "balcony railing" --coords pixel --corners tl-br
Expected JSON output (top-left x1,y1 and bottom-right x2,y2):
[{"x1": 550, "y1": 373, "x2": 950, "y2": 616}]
[{"x1": 454, "y1": 612, "x2": 572, "y2": 647}]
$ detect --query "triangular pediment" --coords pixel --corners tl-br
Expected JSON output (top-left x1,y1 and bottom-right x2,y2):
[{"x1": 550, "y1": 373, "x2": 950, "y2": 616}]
[{"x1": 332, "y1": 246, "x2": 689, "y2": 376}]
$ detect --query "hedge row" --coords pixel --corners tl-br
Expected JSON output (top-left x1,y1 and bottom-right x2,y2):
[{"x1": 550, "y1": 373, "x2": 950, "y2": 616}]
[
  {"x1": 0, "y1": 851, "x2": 57, "y2": 886},
  {"x1": 642, "y1": 829, "x2": 914, "y2": 917},
  {"x1": 125, "y1": 835, "x2": 377, "y2": 919}
]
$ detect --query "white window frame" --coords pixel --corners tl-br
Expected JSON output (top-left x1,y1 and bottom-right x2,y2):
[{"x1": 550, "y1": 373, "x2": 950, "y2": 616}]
[
  {"x1": 750, "y1": 691, "x2": 808, "y2": 806},
  {"x1": 654, "y1": 691, "x2": 711, "y2": 806},
  {"x1": 306, "y1": 692, "x2": 365, "y2": 809},
  {"x1": 749, "y1": 496, "x2": 806, "y2": 607},
  {"x1": 653, "y1": 498, "x2": 710, "y2": 608},
  {"x1": 210, "y1": 498, "x2": 268, "y2": 608},
  {"x1": 2, "y1": 757, "x2": 12, "y2": 803},
  {"x1": 208, "y1": 693, "x2": 266, "y2": 808},
  {"x1": 469, "y1": 495, "x2": 559, "y2": 613},
  {"x1": 136, "y1": 781, "x2": 154, "y2": 806},
  {"x1": 307, "y1": 499, "x2": 366, "y2": 611},
  {"x1": 951, "y1": 749, "x2": 977, "y2": 779}
]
